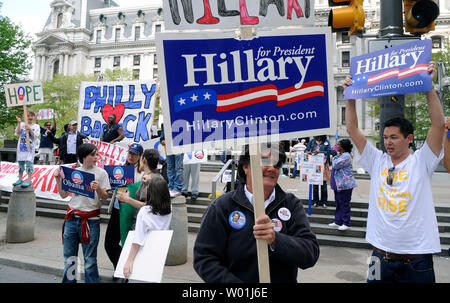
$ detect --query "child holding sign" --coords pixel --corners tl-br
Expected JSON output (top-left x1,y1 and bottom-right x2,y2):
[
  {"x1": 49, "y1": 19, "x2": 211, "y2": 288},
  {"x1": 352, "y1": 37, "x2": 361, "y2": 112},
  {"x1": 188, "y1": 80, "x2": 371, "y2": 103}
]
[
  {"x1": 13, "y1": 111, "x2": 40, "y2": 188},
  {"x1": 123, "y1": 177, "x2": 172, "y2": 279}
]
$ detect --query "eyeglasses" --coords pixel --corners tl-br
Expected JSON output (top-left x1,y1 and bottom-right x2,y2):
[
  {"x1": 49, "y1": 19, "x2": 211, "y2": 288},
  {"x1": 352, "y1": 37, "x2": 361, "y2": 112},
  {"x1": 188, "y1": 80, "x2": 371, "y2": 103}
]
[
  {"x1": 386, "y1": 166, "x2": 395, "y2": 186},
  {"x1": 261, "y1": 156, "x2": 283, "y2": 169}
]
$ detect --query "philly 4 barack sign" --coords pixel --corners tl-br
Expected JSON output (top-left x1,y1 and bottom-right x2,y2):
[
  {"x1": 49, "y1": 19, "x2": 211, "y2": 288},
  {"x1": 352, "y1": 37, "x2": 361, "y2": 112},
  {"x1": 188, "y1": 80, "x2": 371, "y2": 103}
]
[{"x1": 157, "y1": 28, "x2": 336, "y2": 154}]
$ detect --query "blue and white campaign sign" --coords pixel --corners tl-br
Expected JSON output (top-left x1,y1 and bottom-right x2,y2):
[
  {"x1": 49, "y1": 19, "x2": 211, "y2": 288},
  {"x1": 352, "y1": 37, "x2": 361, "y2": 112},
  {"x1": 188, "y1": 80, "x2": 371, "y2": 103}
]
[
  {"x1": 156, "y1": 28, "x2": 336, "y2": 154},
  {"x1": 61, "y1": 166, "x2": 95, "y2": 199},
  {"x1": 345, "y1": 39, "x2": 432, "y2": 99},
  {"x1": 183, "y1": 150, "x2": 208, "y2": 165},
  {"x1": 104, "y1": 165, "x2": 135, "y2": 189}
]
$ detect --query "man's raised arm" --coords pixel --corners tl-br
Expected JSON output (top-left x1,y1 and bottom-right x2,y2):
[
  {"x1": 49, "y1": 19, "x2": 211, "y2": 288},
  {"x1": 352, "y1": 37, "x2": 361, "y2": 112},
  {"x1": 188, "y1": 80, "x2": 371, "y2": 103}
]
[
  {"x1": 343, "y1": 76, "x2": 367, "y2": 154},
  {"x1": 425, "y1": 62, "x2": 445, "y2": 157}
]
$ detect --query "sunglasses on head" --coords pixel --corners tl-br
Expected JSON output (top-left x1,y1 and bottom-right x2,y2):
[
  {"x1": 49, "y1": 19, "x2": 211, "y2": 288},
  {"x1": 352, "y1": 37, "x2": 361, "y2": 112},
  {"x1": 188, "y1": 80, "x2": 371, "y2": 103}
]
[{"x1": 386, "y1": 166, "x2": 395, "y2": 186}]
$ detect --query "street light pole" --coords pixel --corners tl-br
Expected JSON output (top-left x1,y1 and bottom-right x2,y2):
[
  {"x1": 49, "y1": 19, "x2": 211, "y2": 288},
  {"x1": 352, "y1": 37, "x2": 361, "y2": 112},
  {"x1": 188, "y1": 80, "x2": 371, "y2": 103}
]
[{"x1": 378, "y1": 0, "x2": 406, "y2": 152}]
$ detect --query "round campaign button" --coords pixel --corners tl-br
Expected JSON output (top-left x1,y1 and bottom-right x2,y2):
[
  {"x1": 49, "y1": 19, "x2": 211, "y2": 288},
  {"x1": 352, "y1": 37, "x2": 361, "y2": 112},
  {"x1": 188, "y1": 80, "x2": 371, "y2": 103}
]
[
  {"x1": 229, "y1": 211, "x2": 246, "y2": 230},
  {"x1": 272, "y1": 218, "x2": 282, "y2": 232},
  {"x1": 278, "y1": 207, "x2": 291, "y2": 221}
]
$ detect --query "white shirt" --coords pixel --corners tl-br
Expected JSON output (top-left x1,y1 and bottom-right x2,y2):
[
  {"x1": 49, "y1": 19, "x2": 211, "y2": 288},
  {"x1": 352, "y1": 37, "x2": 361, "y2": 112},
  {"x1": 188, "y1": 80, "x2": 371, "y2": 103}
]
[
  {"x1": 356, "y1": 141, "x2": 443, "y2": 254},
  {"x1": 133, "y1": 205, "x2": 172, "y2": 246},
  {"x1": 16, "y1": 122, "x2": 40, "y2": 162},
  {"x1": 68, "y1": 166, "x2": 111, "y2": 213},
  {"x1": 67, "y1": 132, "x2": 77, "y2": 155},
  {"x1": 244, "y1": 185, "x2": 276, "y2": 209}
]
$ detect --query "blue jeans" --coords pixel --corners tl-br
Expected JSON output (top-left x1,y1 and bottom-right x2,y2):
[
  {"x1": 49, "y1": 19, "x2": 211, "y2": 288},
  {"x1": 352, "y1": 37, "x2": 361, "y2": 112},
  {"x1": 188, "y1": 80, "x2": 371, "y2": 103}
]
[
  {"x1": 367, "y1": 250, "x2": 435, "y2": 283},
  {"x1": 62, "y1": 218, "x2": 100, "y2": 283},
  {"x1": 166, "y1": 154, "x2": 184, "y2": 192}
]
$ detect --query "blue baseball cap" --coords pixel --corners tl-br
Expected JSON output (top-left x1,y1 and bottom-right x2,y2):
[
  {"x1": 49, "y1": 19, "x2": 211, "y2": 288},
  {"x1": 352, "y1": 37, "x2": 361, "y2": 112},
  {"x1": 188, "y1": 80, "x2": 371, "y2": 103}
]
[{"x1": 128, "y1": 143, "x2": 143, "y2": 155}]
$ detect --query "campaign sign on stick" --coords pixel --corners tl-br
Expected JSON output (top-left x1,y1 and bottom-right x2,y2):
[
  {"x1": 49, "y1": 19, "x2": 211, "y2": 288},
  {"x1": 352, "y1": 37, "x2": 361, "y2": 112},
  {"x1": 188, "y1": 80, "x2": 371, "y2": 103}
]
[
  {"x1": 345, "y1": 39, "x2": 432, "y2": 99},
  {"x1": 4, "y1": 82, "x2": 44, "y2": 107},
  {"x1": 163, "y1": 0, "x2": 315, "y2": 30},
  {"x1": 104, "y1": 165, "x2": 135, "y2": 189},
  {"x1": 78, "y1": 80, "x2": 157, "y2": 148},
  {"x1": 157, "y1": 28, "x2": 335, "y2": 154},
  {"x1": 36, "y1": 109, "x2": 55, "y2": 120},
  {"x1": 61, "y1": 166, "x2": 95, "y2": 199}
]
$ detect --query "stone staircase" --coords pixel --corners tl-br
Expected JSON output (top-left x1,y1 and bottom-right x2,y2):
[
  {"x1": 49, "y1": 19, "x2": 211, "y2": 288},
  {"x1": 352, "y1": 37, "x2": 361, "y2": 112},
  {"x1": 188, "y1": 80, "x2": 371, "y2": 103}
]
[{"x1": 1, "y1": 190, "x2": 449, "y2": 255}]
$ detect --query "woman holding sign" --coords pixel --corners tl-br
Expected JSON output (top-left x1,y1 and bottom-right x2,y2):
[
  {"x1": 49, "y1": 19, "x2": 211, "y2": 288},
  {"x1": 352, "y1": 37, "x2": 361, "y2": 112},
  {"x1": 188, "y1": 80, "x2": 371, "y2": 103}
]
[
  {"x1": 54, "y1": 143, "x2": 110, "y2": 283},
  {"x1": 104, "y1": 143, "x2": 144, "y2": 273},
  {"x1": 194, "y1": 144, "x2": 319, "y2": 283}
]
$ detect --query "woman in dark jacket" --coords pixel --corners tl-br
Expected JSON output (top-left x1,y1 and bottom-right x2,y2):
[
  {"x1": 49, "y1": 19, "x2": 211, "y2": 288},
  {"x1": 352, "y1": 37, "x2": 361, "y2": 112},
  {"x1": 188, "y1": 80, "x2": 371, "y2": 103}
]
[{"x1": 193, "y1": 144, "x2": 319, "y2": 283}]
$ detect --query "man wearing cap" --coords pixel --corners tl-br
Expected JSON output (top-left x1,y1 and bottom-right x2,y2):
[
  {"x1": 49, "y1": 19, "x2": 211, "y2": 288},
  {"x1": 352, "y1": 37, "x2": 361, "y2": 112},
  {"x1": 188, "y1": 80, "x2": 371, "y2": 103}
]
[
  {"x1": 101, "y1": 114, "x2": 125, "y2": 144},
  {"x1": 48, "y1": 120, "x2": 88, "y2": 164}
]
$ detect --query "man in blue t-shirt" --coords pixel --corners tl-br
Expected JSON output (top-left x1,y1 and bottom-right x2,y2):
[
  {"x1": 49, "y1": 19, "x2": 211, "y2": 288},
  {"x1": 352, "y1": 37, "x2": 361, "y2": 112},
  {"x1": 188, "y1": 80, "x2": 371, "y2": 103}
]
[{"x1": 39, "y1": 118, "x2": 56, "y2": 165}]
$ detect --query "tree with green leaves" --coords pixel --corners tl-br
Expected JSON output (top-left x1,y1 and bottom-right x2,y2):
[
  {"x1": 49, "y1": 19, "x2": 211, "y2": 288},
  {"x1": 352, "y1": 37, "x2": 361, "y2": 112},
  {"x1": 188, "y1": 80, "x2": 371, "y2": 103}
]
[
  {"x1": 0, "y1": 16, "x2": 32, "y2": 142},
  {"x1": 32, "y1": 73, "x2": 96, "y2": 136}
]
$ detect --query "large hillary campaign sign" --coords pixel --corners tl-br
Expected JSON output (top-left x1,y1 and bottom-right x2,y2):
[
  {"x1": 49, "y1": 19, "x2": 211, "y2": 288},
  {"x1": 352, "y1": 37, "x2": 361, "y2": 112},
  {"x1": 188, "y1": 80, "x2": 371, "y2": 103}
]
[
  {"x1": 61, "y1": 166, "x2": 95, "y2": 199},
  {"x1": 163, "y1": 0, "x2": 315, "y2": 30},
  {"x1": 78, "y1": 80, "x2": 157, "y2": 148},
  {"x1": 345, "y1": 39, "x2": 432, "y2": 99},
  {"x1": 157, "y1": 28, "x2": 335, "y2": 154}
]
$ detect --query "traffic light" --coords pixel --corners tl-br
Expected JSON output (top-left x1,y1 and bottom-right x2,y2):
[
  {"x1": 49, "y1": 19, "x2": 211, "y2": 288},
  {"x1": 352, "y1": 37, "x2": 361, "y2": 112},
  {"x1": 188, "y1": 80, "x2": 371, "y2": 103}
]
[
  {"x1": 328, "y1": 0, "x2": 365, "y2": 35},
  {"x1": 403, "y1": 0, "x2": 439, "y2": 34}
]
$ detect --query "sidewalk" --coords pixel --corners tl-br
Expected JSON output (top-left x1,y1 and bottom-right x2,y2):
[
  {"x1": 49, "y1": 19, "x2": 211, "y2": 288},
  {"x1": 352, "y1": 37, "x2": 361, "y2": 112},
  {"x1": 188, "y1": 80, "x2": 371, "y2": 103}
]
[{"x1": 0, "y1": 171, "x2": 449, "y2": 283}]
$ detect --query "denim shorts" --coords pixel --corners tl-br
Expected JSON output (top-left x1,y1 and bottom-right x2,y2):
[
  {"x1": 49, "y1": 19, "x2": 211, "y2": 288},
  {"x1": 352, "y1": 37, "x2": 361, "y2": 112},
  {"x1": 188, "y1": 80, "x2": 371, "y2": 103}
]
[{"x1": 18, "y1": 161, "x2": 34, "y2": 173}]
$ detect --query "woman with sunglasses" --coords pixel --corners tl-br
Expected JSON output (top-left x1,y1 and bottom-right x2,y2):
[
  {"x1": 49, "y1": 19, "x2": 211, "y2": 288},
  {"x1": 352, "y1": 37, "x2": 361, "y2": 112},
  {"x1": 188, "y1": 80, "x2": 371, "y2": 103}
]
[
  {"x1": 194, "y1": 143, "x2": 319, "y2": 283},
  {"x1": 328, "y1": 139, "x2": 357, "y2": 231}
]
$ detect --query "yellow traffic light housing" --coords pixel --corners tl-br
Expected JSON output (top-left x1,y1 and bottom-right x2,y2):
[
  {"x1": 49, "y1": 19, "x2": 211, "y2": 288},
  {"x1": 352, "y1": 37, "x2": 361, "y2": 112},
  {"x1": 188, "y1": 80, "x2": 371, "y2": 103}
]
[
  {"x1": 328, "y1": 0, "x2": 365, "y2": 35},
  {"x1": 403, "y1": 0, "x2": 439, "y2": 34}
]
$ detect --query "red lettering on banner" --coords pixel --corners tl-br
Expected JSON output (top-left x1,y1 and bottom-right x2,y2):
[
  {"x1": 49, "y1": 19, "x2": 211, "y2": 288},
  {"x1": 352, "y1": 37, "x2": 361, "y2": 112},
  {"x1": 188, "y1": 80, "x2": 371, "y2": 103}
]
[
  {"x1": 116, "y1": 146, "x2": 124, "y2": 160},
  {"x1": 31, "y1": 168, "x2": 47, "y2": 188}
]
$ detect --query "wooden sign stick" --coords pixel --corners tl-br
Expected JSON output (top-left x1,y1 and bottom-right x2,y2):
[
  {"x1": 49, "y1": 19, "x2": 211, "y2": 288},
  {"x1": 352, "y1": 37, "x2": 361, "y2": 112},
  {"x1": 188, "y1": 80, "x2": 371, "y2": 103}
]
[
  {"x1": 23, "y1": 105, "x2": 31, "y2": 151},
  {"x1": 240, "y1": 27, "x2": 270, "y2": 283}
]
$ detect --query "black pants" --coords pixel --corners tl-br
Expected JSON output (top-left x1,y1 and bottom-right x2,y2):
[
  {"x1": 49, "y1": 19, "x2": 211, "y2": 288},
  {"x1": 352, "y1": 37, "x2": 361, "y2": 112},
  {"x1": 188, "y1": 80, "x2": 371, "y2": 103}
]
[
  {"x1": 63, "y1": 154, "x2": 77, "y2": 164},
  {"x1": 313, "y1": 181, "x2": 328, "y2": 206},
  {"x1": 104, "y1": 207, "x2": 121, "y2": 269}
]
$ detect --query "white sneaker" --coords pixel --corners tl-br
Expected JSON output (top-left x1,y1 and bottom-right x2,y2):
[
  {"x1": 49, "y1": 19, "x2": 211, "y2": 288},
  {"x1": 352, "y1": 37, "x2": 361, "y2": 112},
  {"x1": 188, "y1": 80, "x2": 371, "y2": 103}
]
[
  {"x1": 170, "y1": 190, "x2": 181, "y2": 198},
  {"x1": 338, "y1": 225, "x2": 351, "y2": 231},
  {"x1": 328, "y1": 222, "x2": 341, "y2": 228}
]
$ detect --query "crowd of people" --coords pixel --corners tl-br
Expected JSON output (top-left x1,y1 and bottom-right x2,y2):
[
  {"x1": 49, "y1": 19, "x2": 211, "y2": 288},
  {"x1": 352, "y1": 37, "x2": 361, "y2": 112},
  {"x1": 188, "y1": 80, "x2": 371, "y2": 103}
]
[{"x1": 7, "y1": 62, "x2": 450, "y2": 283}]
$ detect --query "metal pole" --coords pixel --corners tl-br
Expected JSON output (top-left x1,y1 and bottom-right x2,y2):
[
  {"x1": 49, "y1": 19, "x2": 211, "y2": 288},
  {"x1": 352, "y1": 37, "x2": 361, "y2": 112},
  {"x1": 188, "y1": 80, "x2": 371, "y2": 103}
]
[{"x1": 378, "y1": 0, "x2": 406, "y2": 151}]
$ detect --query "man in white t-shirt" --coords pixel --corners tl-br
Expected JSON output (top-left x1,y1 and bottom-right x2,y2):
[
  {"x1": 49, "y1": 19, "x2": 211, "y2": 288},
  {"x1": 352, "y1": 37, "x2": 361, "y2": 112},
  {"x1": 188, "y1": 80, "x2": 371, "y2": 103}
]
[
  {"x1": 13, "y1": 111, "x2": 41, "y2": 188},
  {"x1": 343, "y1": 62, "x2": 444, "y2": 283}
]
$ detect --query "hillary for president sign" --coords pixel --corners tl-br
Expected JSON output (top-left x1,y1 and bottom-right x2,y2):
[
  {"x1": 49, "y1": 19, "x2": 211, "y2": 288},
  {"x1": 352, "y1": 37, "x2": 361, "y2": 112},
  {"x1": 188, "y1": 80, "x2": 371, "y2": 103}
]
[
  {"x1": 345, "y1": 39, "x2": 432, "y2": 99},
  {"x1": 157, "y1": 28, "x2": 336, "y2": 154}
]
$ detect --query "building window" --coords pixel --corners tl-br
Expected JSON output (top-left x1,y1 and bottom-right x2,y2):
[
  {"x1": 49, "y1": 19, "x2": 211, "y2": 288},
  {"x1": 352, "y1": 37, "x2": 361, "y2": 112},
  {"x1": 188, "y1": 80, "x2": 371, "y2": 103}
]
[
  {"x1": 135, "y1": 26, "x2": 141, "y2": 41},
  {"x1": 113, "y1": 56, "x2": 121, "y2": 67},
  {"x1": 115, "y1": 28, "x2": 121, "y2": 42},
  {"x1": 57, "y1": 13, "x2": 63, "y2": 28},
  {"x1": 155, "y1": 24, "x2": 161, "y2": 33},
  {"x1": 342, "y1": 51, "x2": 350, "y2": 67},
  {"x1": 432, "y1": 36, "x2": 442, "y2": 49},
  {"x1": 341, "y1": 107, "x2": 346, "y2": 125},
  {"x1": 133, "y1": 55, "x2": 141, "y2": 66},
  {"x1": 133, "y1": 69, "x2": 140, "y2": 80},
  {"x1": 95, "y1": 57, "x2": 101, "y2": 68},
  {"x1": 53, "y1": 60, "x2": 60, "y2": 76},
  {"x1": 153, "y1": 55, "x2": 157, "y2": 65},
  {"x1": 96, "y1": 30, "x2": 102, "y2": 44},
  {"x1": 342, "y1": 32, "x2": 350, "y2": 44},
  {"x1": 153, "y1": 68, "x2": 158, "y2": 78}
]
